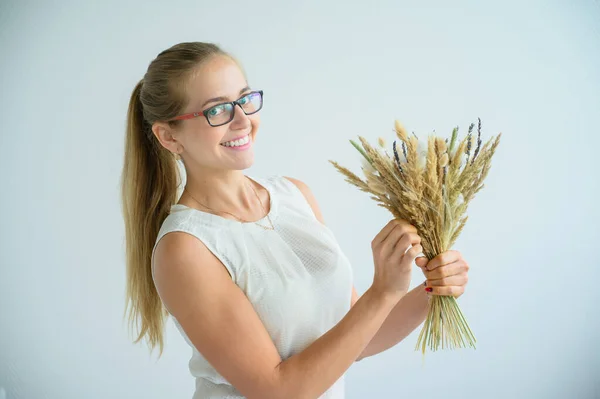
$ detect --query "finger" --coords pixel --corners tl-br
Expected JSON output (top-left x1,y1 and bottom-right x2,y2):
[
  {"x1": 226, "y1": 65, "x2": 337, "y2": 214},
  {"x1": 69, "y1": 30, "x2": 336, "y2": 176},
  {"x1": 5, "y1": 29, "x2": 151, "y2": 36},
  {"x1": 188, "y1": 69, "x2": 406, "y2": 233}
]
[
  {"x1": 425, "y1": 250, "x2": 462, "y2": 271},
  {"x1": 425, "y1": 284, "x2": 465, "y2": 298},
  {"x1": 379, "y1": 224, "x2": 408, "y2": 258},
  {"x1": 426, "y1": 273, "x2": 468, "y2": 288},
  {"x1": 415, "y1": 256, "x2": 429, "y2": 268},
  {"x1": 381, "y1": 225, "x2": 419, "y2": 259},
  {"x1": 394, "y1": 232, "x2": 421, "y2": 254},
  {"x1": 427, "y1": 260, "x2": 469, "y2": 280},
  {"x1": 372, "y1": 220, "x2": 400, "y2": 248},
  {"x1": 403, "y1": 244, "x2": 423, "y2": 263},
  {"x1": 372, "y1": 219, "x2": 413, "y2": 249},
  {"x1": 390, "y1": 233, "x2": 422, "y2": 261}
]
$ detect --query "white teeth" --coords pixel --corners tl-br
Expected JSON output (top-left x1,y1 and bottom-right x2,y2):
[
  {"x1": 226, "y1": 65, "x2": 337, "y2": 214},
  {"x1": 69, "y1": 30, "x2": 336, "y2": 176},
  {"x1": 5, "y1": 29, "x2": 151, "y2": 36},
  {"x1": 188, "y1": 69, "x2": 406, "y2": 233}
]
[{"x1": 221, "y1": 134, "x2": 250, "y2": 147}]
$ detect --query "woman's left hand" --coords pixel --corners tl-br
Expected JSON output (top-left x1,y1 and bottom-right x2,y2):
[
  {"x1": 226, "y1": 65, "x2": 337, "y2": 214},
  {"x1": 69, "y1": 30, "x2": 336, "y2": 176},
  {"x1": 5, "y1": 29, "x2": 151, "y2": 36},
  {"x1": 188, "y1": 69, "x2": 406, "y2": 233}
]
[{"x1": 414, "y1": 250, "x2": 469, "y2": 298}]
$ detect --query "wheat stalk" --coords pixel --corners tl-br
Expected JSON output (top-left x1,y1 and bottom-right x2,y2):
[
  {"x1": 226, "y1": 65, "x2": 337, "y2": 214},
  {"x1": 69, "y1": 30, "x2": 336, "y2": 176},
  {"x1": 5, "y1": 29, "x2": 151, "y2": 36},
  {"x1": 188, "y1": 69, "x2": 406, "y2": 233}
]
[{"x1": 329, "y1": 118, "x2": 501, "y2": 356}]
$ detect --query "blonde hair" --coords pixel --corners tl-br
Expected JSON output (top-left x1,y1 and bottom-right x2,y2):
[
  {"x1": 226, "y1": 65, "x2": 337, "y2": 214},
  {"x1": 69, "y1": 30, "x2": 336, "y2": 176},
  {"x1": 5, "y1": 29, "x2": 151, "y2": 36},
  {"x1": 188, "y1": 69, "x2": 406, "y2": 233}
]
[{"x1": 120, "y1": 42, "x2": 232, "y2": 356}]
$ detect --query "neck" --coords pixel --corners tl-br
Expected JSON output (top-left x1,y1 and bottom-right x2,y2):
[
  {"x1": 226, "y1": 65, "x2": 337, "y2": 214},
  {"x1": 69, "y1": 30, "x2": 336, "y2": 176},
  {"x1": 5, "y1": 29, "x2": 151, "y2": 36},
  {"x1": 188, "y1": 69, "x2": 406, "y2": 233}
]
[{"x1": 180, "y1": 170, "x2": 259, "y2": 215}]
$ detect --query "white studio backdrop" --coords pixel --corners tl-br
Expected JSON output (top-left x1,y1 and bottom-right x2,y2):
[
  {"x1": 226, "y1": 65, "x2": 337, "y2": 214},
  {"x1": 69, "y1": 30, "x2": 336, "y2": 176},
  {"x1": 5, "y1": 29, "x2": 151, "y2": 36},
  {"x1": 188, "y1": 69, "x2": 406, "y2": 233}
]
[{"x1": 0, "y1": 1, "x2": 599, "y2": 398}]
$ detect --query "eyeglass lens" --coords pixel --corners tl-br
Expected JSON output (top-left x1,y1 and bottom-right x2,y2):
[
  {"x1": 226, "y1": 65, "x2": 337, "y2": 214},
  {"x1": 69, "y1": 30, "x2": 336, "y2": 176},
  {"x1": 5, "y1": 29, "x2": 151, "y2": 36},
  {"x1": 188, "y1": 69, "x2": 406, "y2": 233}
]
[{"x1": 206, "y1": 92, "x2": 263, "y2": 126}]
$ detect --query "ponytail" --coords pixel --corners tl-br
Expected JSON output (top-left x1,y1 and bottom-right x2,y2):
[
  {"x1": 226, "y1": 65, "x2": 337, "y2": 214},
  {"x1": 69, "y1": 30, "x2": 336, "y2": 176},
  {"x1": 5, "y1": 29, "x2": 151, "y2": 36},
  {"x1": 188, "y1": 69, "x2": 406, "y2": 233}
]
[
  {"x1": 121, "y1": 79, "x2": 180, "y2": 357},
  {"x1": 120, "y1": 41, "x2": 231, "y2": 356}
]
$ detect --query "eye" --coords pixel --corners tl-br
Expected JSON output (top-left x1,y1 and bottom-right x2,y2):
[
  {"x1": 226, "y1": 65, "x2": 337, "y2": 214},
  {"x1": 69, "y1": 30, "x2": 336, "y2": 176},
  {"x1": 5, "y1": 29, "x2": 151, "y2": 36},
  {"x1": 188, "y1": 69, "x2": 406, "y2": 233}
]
[
  {"x1": 238, "y1": 93, "x2": 252, "y2": 105},
  {"x1": 207, "y1": 104, "x2": 226, "y2": 116}
]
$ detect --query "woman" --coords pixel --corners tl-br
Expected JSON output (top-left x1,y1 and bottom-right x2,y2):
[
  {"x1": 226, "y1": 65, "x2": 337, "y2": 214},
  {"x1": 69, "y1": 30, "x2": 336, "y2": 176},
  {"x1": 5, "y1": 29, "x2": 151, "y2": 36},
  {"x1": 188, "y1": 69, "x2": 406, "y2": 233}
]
[{"x1": 121, "y1": 41, "x2": 470, "y2": 399}]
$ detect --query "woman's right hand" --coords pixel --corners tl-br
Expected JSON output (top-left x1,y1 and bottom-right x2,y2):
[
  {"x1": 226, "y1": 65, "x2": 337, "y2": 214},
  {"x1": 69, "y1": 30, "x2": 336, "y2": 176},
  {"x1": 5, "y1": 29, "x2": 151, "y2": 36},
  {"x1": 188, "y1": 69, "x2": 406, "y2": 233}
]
[{"x1": 370, "y1": 218, "x2": 422, "y2": 300}]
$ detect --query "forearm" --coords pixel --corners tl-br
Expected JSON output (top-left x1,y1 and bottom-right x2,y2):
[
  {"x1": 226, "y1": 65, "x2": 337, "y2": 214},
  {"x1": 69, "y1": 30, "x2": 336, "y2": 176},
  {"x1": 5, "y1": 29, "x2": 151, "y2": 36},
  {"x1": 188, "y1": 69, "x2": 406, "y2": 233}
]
[
  {"x1": 358, "y1": 282, "x2": 429, "y2": 360},
  {"x1": 273, "y1": 287, "x2": 400, "y2": 399}
]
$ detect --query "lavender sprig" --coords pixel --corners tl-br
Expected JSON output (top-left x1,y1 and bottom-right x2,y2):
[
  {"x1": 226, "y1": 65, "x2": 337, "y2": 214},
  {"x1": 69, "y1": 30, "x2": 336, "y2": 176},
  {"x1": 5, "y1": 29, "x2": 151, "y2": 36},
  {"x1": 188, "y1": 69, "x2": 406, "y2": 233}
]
[
  {"x1": 393, "y1": 140, "x2": 404, "y2": 174},
  {"x1": 471, "y1": 117, "x2": 483, "y2": 165}
]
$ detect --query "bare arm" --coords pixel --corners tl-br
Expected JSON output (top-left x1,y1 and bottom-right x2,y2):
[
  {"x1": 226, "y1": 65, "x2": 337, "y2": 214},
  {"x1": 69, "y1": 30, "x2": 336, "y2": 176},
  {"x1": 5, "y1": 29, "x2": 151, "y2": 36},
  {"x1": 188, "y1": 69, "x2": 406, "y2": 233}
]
[
  {"x1": 283, "y1": 176, "x2": 428, "y2": 362},
  {"x1": 351, "y1": 284, "x2": 429, "y2": 360},
  {"x1": 153, "y1": 231, "x2": 402, "y2": 399},
  {"x1": 276, "y1": 285, "x2": 399, "y2": 397}
]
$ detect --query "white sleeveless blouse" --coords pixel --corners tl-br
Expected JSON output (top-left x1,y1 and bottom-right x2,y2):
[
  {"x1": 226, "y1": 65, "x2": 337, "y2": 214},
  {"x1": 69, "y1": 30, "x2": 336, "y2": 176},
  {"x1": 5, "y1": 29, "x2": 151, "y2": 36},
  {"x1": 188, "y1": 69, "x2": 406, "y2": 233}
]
[{"x1": 151, "y1": 174, "x2": 354, "y2": 398}]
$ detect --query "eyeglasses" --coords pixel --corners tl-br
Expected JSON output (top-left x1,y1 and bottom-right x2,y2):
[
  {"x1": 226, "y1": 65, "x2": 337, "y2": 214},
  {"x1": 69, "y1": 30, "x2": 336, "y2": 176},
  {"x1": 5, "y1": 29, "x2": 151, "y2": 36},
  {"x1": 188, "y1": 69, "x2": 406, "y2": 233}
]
[{"x1": 168, "y1": 90, "x2": 264, "y2": 127}]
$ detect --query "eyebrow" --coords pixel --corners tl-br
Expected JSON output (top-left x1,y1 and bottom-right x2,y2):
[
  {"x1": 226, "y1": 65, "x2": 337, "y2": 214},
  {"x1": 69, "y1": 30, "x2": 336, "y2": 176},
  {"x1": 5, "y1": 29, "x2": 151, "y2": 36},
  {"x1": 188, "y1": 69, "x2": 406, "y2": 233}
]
[{"x1": 200, "y1": 86, "x2": 251, "y2": 108}]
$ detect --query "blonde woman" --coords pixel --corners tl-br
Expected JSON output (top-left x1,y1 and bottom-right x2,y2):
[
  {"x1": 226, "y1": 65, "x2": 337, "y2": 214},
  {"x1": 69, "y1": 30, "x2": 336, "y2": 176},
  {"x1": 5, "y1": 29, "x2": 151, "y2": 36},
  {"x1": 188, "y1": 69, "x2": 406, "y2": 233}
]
[{"x1": 121, "y1": 41, "x2": 470, "y2": 399}]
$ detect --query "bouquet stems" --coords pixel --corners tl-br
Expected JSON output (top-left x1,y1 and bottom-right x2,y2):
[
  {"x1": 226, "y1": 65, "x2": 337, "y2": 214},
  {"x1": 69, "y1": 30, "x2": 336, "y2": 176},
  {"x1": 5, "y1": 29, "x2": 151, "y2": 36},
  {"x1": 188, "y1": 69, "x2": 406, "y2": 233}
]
[{"x1": 416, "y1": 295, "x2": 476, "y2": 354}]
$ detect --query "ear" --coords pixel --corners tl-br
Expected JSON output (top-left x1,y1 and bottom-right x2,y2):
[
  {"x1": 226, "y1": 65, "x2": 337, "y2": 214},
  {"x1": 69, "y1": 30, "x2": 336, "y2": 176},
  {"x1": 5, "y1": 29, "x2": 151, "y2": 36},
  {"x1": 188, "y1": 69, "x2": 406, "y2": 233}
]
[{"x1": 151, "y1": 121, "x2": 181, "y2": 154}]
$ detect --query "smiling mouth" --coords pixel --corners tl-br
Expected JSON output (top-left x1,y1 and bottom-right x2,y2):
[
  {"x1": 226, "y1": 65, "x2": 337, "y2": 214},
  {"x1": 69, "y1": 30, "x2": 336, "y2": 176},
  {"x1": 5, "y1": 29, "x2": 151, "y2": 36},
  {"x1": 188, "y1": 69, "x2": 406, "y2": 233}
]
[{"x1": 219, "y1": 133, "x2": 251, "y2": 147}]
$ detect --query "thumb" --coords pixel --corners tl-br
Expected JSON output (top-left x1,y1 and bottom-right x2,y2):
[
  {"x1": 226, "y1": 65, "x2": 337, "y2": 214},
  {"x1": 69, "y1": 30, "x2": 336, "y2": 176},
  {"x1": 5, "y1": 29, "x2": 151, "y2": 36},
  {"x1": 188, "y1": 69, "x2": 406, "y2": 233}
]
[{"x1": 415, "y1": 256, "x2": 428, "y2": 268}]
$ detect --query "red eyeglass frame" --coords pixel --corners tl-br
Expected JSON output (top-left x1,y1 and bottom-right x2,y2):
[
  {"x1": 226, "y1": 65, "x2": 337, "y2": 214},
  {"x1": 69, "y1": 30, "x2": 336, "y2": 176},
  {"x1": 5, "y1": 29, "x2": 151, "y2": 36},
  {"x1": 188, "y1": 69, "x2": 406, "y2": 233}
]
[{"x1": 166, "y1": 90, "x2": 264, "y2": 126}]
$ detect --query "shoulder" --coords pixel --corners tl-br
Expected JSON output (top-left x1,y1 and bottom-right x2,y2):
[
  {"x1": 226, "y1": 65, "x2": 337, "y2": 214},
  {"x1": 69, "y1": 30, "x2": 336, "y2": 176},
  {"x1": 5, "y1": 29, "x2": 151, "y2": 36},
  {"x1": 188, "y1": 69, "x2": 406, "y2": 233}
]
[
  {"x1": 281, "y1": 176, "x2": 307, "y2": 191},
  {"x1": 281, "y1": 176, "x2": 325, "y2": 225},
  {"x1": 153, "y1": 231, "x2": 233, "y2": 295}
]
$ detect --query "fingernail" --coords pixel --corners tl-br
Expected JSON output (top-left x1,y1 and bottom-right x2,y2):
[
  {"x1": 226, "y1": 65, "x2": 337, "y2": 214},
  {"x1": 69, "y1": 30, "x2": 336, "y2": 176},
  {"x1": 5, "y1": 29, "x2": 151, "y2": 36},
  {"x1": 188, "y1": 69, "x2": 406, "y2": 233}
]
[{"x1": 425, "y1": 287, "x2": 433, "y2": 292}]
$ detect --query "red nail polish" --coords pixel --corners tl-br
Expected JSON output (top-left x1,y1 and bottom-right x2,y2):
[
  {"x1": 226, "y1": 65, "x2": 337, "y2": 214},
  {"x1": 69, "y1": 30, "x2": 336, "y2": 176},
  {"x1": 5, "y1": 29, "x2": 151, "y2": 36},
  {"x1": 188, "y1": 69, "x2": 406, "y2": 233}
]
[{"x1": 425, "y1": 287, "x2": 433, "y2": 292}]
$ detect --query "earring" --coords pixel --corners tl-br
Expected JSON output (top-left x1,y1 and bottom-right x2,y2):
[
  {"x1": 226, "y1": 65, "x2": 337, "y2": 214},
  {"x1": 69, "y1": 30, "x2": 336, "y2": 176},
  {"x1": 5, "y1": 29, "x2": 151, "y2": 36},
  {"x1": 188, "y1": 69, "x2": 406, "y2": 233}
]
[{"x1": 173, "y1": 146, "x2": 182, "y2": 161}]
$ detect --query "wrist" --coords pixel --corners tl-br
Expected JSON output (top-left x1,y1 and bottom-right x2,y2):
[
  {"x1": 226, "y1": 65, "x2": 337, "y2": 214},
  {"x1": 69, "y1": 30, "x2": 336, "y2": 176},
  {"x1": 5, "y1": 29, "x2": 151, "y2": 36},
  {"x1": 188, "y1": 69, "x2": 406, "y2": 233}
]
[{"x1": 366, "y1": 285, "x2": 405, "y2": 307}]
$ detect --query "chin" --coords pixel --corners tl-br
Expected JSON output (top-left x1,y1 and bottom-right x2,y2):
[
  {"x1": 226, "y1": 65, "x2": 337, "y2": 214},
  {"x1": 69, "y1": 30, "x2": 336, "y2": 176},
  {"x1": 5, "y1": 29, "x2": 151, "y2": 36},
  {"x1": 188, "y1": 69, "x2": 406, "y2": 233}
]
[{"x1": 236, "y1": 159, "x2": 255, "y2": 171}]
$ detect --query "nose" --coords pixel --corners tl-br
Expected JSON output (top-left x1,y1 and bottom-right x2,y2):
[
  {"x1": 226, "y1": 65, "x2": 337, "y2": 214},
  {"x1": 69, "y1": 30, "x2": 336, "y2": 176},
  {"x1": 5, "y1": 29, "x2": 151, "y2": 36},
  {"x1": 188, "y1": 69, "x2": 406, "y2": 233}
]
[{"x1": 230, "y1": 103, "x2": 250, "y2": 128}]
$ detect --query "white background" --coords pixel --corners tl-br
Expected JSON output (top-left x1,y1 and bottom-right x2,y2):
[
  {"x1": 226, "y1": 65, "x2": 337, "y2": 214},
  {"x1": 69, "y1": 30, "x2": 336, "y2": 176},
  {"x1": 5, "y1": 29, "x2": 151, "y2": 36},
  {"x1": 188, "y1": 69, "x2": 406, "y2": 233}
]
[{"x1": 1, "y1": 0, "x2": 599, "y2": 398}]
